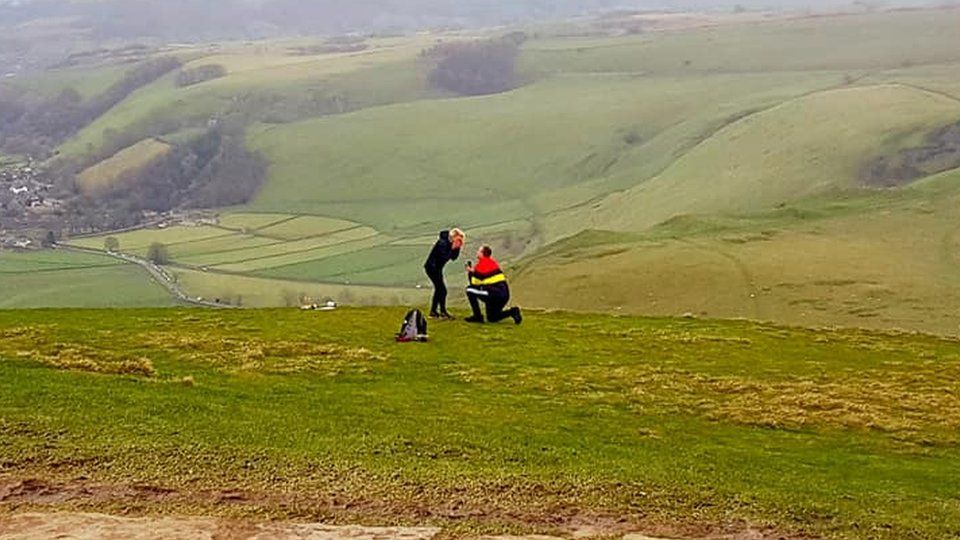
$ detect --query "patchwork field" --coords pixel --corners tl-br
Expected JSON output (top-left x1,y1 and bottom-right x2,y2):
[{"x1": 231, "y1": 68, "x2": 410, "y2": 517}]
[
  {"x1": 3, "y1": 7, "x2": 959, "y2": 333},
  {"x1": 0, "y1": 250, "x2": 175, "y2": 308},
  {"x1": 66, "y1": 212, "x2": 435, "y2": 305},
  {"x1": 1, "y1": 309, "x2": 960, "y2": 538}
]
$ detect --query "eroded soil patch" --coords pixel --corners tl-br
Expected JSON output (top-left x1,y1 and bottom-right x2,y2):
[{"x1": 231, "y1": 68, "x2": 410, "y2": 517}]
[{"x1": 0, "y1": 512, "x2": 440, "y2": 540}]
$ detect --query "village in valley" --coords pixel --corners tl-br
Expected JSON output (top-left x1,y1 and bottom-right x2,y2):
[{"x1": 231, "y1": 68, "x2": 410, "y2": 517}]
[
  {"x1": 0, "y1": 158, "x2": 63, "y2": 249},
  {"x1": 0, "y1": 157, "x2": 220, "y2": 250}
]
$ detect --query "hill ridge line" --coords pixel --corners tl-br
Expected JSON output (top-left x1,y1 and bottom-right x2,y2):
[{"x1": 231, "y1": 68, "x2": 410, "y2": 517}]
[{"x1": 541, "y1": 81, "x2": 960, "y2": 236}]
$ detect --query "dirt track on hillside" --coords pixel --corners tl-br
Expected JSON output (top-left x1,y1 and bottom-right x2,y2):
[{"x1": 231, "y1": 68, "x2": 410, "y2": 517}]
[
  {"x1": 0, "y1": 512, "x2": 441, "y2": 540},
  {"x1": 0, "y1": 477, "x2": 812, "y2": 540}
]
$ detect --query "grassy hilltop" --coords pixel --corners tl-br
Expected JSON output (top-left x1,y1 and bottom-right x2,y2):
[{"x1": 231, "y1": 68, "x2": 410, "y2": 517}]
[
  {"x1": 4, "y1": 9, "x2": 960, "y2": 537},
  {"x1": 2, "y1": 7, "x2": 960, "y2": 333},
  {"x1": 2, "y1": 308, "x2": 960, "y2": 538}
]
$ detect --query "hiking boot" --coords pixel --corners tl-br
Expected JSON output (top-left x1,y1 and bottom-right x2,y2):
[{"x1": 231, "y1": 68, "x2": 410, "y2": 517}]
[
  {"x1": 464, "y1": 315, "x2": 485, "y2": 323},
  {"x1": 440, "y1": 312, "x2": 456, "y2": 320},
  {"x1": 511, "y1": 307, "x2": 522, "y2": 325},
  {"x1": 429, "y1": 311, "x2": 442, "y2": 319}
]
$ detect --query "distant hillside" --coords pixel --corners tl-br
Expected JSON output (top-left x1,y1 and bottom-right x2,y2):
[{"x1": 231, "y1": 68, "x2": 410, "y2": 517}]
[
  {"x1": 4, "y1": 6, "x2": 960, "y2": 335},
  {"x1": 0, "y1": 0, "x2": 944, "y2": 41}
]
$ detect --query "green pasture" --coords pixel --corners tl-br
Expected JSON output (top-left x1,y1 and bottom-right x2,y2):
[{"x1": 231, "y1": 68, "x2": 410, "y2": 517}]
[
  {"x1": 0, "y1": 250, "x2": 175, "y2": 308},
  {"x1": 520, "y1": 8, "x2": 960, "y2": 76},
  {"x1": 1, "y1": 309, "x2": 960, "y2": 537},
  {"x1": 57, "y1": 40, "x2": 434, "y2": 158},
  {"x1": 576, "y1": 84, "x2": 960, "y2": 232},
  {"x1": 170, "y1": 269, "x2": 422, "y2": 307},
  {"x1": 517, "y1": 168, "x2": 960, "y2": 336},
  {"x1": 216, "y1": 212, "x2": 296, "y2": 231},
  {"x1": 209, "y1": 231, "x2": 384, "y2": 273},
  {"x1": 70, "y1": 226, "x2": 232, "y2": 253},
  {"x1": 254, "y1": 215, "x2": 365, "y2": 240},
  {"x1": 255, "y1": 244, "x2": 430, "y2": 286},
  {"x1": 0, "y1": 249, "x2": 122, "y2": 273},
  {"x1": 5, "y1": 63, "x2": 129, "y2": 101}
]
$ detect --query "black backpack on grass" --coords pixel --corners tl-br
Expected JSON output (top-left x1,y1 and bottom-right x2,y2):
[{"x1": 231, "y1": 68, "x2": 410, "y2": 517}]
[{"x1": 396, "y1": 309, "x2": 428, "y2": 342}]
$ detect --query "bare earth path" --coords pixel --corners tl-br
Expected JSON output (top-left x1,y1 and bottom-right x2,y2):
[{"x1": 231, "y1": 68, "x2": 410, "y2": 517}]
[
  {"x1": 0, "y1": 513, "x2": 441, "y2": 540},
  {"x1": 0, "y1": 513, "x2": 688, "y2": 540}
]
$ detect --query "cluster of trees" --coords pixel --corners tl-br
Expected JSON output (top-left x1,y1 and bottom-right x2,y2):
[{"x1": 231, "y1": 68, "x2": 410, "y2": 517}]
[
  {"x1": 423, "y1": 33, "x2": 526, "y2": 96},
  {"x1": 146, "y1": 242, "x2": 169, "y2": 264},
  {"x1": 62, "y1": 125, "x2": 266, "y2": 233},
  {"x1": 175, "y1": 64, "x2": 227, "y2": 87},
  {"x1": 0, "y1": 57, "x2": 181, "y2": 158},
  {"x1": 861, "y1": 121, "x2": 960, "y2": 187}
]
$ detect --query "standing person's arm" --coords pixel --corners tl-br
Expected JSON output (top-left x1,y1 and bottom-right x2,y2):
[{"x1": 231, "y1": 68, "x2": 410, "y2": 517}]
[{"x1": 449, "y1": 230, "x2": 464, "y2": 262}]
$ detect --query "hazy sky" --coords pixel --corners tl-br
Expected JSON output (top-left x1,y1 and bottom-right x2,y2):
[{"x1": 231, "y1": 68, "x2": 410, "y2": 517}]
[{"x1": 0, "y1": 0, "x2": 948, "y2": 43}]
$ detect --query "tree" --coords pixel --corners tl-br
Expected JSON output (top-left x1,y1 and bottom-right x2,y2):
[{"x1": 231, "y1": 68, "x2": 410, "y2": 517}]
[
  {"x1": 175, "y1": 64, "x2": 228, "y2": 87},
  {"x1": 42, "y1": 231, "x2": 57, "y2": 247},
  {"x1": 146, "y1": 242, "x2": 170, "y2": 265},
  {"x1": 425, "y1": 38, "x2": 520, "y2": 96},
  {"x1": 104, "y1": 237, "x2": 120, "y2": 252}
]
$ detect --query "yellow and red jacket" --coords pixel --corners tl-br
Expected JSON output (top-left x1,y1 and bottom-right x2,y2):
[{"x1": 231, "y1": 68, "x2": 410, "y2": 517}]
[{"x1": 469, "y1": 256, "x2": 507, "y2": 287}]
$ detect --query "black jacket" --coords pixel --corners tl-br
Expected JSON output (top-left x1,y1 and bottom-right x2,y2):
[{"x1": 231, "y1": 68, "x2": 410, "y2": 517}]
[{"x1": 424, "y1": 230, "x2": 461, "y2": 271}]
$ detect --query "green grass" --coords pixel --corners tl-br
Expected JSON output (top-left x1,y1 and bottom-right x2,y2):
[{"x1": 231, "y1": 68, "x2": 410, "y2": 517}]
[
  {"x1": 25, "y1": 8, "x2": 960, "y2": 327},
  {"x1": 216, "y1": 212, "x2": 296, "y2": 231},
  {"x1": 1, "y1": 308, "x2": 960, "y2": 538},
  {"x1": 520, "y1": 8, "x2": 960, "y2": 76},
  {"x1": 565, "y1": 84, "x2": 960, "y2": 232},
  {"x1": 57, "y1": 40, "x2": 435, "y2": 159},
  {"x1": 516, "y1": 168, "x2": 960, "y2": 336},
  {"x1": 255, "y1": 244, "x2": 430, "y2": 286},
  {"x1": 6, "y1": 63, "x2": 129, "y2": 101},
  {"x1": 77, "y1": 138, "x2": 172, "y2": 195},
  {"x1": 0, "y1": 249, "x2": 123, "y2": 273},
  {"x1": 246, "y1": 71, "x2": 840, "y2": 233},
  {"x1": 253, "y1": 215, "x2": 365, "y2": 240},
  {"x1": 0, "y1": 251, "x2": 176, "y2": 308},
  {"x1": 170, "y1": 268, "x2": 422, "y2": 307},
  {"x1": 70, "y1": 226, "x2": 232, "y2": 253}
]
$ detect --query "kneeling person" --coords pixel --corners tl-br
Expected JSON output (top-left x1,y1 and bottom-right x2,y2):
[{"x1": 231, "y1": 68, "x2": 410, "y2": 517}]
[{"x1": 465, "y1": 245, "x2": 522, "y2": 325}]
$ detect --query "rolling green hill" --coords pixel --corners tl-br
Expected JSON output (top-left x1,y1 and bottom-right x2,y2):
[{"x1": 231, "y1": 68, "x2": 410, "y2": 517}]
[
  {"x1": 56, "y1": 38, "x2": 439, "y2": 159},
  {"x1": 4, "y1": 7, "x2": 960, "y2": 332},
  {"x1": 548, "y1": 84, "x2": 960, "y2": 234},
  {"x1": 517, "y1": 168, "x2": 960, "y2": 335}
]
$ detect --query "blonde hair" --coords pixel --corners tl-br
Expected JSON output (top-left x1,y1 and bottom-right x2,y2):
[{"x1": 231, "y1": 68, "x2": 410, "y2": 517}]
[{"x1": 450, "y1": 228, "x2": 465, "y2": 241}]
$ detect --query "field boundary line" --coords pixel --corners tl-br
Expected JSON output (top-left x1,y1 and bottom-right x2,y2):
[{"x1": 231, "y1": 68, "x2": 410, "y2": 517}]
[{"x1": 58, "y1": 245, "x2": 235, "y2": 308}]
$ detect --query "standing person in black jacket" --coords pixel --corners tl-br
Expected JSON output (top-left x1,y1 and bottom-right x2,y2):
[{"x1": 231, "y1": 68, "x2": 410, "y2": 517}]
[{"x1": 424, "y1": 228, "x2": 464, "y2": 319}]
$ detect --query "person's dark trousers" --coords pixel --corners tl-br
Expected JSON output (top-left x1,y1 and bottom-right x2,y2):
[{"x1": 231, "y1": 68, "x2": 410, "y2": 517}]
[
  {"x1": 485, "y1": 294, "x2": 512, "y2": 322},
  {"x1": 466, "y1": 287, "x2": 486, "y2": 320},
  {"x1": 425, "y1": 265, "x2": 447, "y2": 315},
  {"x1": 466, "y1": 287, "x2": 513, "y2": 322}
]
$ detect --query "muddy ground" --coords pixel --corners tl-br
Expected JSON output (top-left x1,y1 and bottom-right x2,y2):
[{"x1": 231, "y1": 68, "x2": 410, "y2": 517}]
[{"x1": 0, "y1": 477, "x2": 809, "y2": 540}]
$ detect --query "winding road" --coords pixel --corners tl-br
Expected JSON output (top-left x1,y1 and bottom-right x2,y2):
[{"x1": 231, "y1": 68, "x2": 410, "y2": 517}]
[{"x1": 59, "y1": 244, "x2": 235, "y2": 308}]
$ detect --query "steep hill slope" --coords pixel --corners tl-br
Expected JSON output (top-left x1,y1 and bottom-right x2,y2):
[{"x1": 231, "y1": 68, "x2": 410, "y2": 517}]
[
  {"x1": 245, "y1": 71, "x2": 840, "y2": 233},
  {"x1": 516, "y1": 168, "x2": 960, "y2": 335},
  {"x1": 549, "y1": 84, "x2": 960, "y2": 234}
]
